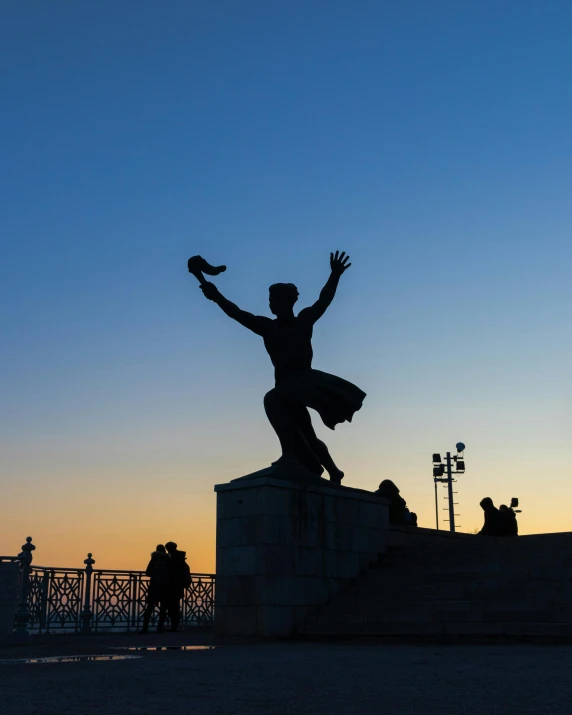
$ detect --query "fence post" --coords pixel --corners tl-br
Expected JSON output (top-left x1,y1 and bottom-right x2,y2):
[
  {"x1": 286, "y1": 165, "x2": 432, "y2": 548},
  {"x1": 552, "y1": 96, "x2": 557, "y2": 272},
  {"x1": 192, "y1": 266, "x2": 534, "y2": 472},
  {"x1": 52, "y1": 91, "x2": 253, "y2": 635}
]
[
  {"x1": 39, "y1": 570, "x2": 49, "y2": 632},
  {"x1": 130, "y1": 573, "x2": 138, "y2": 632},
  {"x1": 13, "y1": 536, "x2": 36, "y2": 636},
  {"x1": 80, "y1": 553, "x2": 95, "y2": 634}
]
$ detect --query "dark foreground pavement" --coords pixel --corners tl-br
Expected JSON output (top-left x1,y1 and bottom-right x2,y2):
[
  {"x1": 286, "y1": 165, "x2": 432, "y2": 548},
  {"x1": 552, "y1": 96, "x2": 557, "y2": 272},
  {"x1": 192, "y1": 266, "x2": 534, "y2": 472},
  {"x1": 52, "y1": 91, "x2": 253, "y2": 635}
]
[{"x1": 0, "y1": 633, "x2": 571, "y2": 715}]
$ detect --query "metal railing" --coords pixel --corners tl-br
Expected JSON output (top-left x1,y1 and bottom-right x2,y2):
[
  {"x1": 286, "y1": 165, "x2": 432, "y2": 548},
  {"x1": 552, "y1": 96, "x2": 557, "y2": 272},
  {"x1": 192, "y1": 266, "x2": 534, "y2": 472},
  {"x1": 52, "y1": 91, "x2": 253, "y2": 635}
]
[{"x1": 3, "y1": 538, "x2": 215, "y2": 635}]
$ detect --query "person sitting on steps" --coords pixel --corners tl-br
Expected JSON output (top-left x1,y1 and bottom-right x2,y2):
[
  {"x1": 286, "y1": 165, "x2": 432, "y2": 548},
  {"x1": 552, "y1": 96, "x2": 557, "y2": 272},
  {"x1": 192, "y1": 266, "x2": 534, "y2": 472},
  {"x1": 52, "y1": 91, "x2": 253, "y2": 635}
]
[
  {"x1": 498, "y1": 504, "x2": 519, "y2": 536},
  {"x1": 478, "y1": 497, "x2": 501, "y2": 536}
]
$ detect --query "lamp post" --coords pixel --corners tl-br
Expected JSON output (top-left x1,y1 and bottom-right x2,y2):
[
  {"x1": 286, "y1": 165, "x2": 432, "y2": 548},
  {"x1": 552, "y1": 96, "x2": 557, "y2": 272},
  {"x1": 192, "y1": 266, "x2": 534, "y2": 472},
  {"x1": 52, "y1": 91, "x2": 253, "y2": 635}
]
[{"x1": 432, "y1": 443, "x2": 466, "y2": 532}]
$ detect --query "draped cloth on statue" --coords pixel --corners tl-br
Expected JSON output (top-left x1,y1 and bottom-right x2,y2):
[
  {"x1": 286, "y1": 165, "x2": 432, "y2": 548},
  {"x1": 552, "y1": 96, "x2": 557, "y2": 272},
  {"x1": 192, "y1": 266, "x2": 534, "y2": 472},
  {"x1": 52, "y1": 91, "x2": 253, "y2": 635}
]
[{"x1": 279, "y1": 368, "x2": 366, "y2": 430}]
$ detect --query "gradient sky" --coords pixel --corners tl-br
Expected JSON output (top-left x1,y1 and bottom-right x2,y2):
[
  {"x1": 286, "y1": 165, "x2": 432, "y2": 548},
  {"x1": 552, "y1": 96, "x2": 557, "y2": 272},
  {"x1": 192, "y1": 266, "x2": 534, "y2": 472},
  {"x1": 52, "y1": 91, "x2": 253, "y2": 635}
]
[{"x1": 1, "y1": 1, "x2": 571, "y2": 572}]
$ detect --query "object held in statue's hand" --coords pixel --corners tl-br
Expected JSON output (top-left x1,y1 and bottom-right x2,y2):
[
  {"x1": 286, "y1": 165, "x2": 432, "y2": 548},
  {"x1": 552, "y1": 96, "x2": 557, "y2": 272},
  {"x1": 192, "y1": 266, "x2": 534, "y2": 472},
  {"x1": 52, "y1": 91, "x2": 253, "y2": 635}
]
[{"x1": 187, "y1": 255, "x2": 227, "y2": 285}]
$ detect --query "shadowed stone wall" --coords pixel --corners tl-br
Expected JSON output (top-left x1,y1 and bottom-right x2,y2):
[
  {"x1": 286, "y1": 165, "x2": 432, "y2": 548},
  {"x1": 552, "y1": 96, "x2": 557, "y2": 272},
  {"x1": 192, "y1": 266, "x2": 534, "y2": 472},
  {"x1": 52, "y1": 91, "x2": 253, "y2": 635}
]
[
  {"x1": 214, "y1": 476, "x2": 389, "y2": 637},
  {"x1": 300, "y1": 526, "x2": 572, "y2": 638}
]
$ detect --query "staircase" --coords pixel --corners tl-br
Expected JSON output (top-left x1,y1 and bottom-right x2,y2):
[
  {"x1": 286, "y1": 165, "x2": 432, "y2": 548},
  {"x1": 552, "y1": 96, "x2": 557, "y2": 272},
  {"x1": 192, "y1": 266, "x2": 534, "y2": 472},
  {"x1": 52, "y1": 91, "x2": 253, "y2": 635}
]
[{"x1": 298, "y1": 527, "x2": 572, "y2": 639}]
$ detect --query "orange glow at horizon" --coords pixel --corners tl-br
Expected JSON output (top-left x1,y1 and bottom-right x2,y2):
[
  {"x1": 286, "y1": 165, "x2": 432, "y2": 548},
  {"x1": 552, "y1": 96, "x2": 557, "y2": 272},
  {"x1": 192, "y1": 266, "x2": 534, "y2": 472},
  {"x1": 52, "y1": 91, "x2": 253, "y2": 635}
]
[
  {"x1": 0, "y1": 478, "x2": 217, "y2": 574},
  {"x1": 2, "y1": 436, "x2": 571, "y2": 574}
]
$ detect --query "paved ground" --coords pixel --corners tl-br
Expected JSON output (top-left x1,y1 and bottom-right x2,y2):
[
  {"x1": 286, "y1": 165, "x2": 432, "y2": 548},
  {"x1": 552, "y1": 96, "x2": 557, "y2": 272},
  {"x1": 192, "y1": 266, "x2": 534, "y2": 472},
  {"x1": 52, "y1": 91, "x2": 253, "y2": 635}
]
[{"x1": 1, "y1": 633, "x2": 571, "y2": 715}]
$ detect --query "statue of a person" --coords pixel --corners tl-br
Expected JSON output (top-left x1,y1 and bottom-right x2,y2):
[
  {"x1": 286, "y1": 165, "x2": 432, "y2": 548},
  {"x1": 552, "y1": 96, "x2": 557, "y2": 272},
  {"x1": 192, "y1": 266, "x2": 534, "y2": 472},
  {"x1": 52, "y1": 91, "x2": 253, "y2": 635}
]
[{"x1": 198, "y1": 251, "x2": 366, "y2": 483}]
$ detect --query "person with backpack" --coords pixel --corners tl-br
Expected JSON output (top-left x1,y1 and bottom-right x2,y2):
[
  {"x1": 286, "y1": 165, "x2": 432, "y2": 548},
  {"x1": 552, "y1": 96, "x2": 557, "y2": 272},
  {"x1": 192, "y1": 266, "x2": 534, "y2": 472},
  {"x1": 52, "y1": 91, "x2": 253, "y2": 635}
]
[
  {"x1": 140, "y1": 544, "x2": 170, "y2": 634},
  {"x1": 164, "y1": 541, "x2": 191, "y2": 632},
  {"x1": 498, "y1": 504, "x2": 519, "y2": 536}
]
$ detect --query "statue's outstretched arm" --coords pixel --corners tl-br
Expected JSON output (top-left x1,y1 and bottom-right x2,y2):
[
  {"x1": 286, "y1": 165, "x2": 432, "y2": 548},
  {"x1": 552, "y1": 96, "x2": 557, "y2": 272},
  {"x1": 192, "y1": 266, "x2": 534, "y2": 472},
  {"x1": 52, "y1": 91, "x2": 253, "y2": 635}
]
[
  {"x1": 300, "y1": 251, "x2": 352, "y2": 325},
  {"x1": 200, "y1": 281, "x2": 271, "y2": 336}
]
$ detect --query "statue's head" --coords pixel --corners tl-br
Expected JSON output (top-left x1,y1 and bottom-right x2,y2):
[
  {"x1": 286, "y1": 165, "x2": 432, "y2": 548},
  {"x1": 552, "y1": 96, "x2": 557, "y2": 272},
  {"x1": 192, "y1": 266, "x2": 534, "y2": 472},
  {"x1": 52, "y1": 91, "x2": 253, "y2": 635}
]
[{"x1": 269, "y1": 283, "x2": 299, "y2": 316}]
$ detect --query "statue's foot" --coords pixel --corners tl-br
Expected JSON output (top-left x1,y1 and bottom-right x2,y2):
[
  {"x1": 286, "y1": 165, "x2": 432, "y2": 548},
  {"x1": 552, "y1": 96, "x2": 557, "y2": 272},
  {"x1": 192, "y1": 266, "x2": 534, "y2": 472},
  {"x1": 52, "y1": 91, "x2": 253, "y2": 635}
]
[
  {"x1": 273, "y1": 455, "x2": 324, "y2": 474},
  {"x1": 271, "y1": 455, "x2": 300, "y2": 467},
  {"x1": 329, "y1": 468, "x2": 344, "y2": 485},
  {"x1": 270, "y1": 455, "x2": 325, "y2": 479},
  {"x1": 233, "y1": 458, "x2": 327, "y2": 484}
]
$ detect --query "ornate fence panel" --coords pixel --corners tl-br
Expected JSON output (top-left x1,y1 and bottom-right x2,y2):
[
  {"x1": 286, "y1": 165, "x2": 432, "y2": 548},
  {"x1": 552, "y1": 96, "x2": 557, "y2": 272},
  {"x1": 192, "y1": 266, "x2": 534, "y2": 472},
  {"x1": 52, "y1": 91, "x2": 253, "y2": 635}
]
[
  {"x1": 27, "y1": 568, "x2": 47, "y2": 631},
  {"x1": 92, "y1": 570, "x2": 141, "y2": 632},
  {"x1": 28, "y1": 568, "x2": 85, "y2": 634},
  {"x1": 183, "y1": 575, "x2": 216, "y2": 628}
]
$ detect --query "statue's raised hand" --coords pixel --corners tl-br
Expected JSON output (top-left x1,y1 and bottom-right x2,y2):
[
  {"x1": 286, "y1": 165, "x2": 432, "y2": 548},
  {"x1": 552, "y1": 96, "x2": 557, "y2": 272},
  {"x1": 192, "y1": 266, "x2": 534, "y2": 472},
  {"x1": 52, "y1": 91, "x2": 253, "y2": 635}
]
[
  {"x1": 201, "y1": 281, "x2": 220, "y2": 301},
  {"x1": 330, "y1": 250, "x2": 351, "y2": 276}
]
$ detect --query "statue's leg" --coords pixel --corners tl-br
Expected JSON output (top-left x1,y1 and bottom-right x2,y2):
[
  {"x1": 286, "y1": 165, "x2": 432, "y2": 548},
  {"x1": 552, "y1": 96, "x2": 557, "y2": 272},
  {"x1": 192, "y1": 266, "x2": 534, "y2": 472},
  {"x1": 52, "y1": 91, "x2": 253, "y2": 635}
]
[
  {"x1": 293, "y1": 404, "x2": 345, "y2": 484},
  {"x1": 264, "y1": 388, "x2": 324, "y2": 475},
  {"x1": 293, "y1": 429, "x2": 324, "y2": 475},
  {"x1": 313, "y1": 439, "x2": 344, "y2": 484},
  {"x1": 263, "y1": 388, "x2": 302, "y2": 464}
]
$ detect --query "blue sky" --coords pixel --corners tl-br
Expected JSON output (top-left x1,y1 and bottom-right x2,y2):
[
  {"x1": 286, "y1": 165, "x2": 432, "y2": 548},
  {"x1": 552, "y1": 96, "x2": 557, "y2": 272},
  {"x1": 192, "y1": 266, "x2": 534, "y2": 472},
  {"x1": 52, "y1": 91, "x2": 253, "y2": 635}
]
[{"x1": 1, "y1": 1, "x2": 571, "y2": 568}]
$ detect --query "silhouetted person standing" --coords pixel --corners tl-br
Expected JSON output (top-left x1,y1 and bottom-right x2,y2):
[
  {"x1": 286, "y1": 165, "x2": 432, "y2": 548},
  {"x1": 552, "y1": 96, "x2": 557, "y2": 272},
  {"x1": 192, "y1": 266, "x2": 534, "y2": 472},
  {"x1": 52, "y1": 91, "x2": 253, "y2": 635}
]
[
  {"x1": 140, "y1": 544, "x2": 170, "y2": 634},
  {"x1": 198, "y1": 251, "x2": 365, "y2": 483},
  {"x1": 164, "y1": 541, "x2": 190, "y2": 632},
  {"x1": 478, "y1": 497, "x2": 500, "y2": 536}
]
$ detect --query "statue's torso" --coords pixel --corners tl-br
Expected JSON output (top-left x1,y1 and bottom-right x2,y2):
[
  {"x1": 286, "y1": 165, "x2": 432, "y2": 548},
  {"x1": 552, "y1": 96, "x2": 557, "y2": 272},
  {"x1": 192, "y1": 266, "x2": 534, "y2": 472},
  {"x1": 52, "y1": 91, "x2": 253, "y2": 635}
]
[{"x1": 263, "y1": 315, "x2": 314, "y2": 385}]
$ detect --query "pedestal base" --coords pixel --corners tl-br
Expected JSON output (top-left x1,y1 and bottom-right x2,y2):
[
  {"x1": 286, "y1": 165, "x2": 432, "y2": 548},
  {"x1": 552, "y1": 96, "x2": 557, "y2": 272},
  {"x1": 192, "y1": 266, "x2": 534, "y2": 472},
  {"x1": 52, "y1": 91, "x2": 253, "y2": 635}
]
[
  {"x1": 0, "y1": 563, "x2": 19, "y2": 642},
  {"x1": 214, "y1": 472, "x2": 389, "y2": 638}
]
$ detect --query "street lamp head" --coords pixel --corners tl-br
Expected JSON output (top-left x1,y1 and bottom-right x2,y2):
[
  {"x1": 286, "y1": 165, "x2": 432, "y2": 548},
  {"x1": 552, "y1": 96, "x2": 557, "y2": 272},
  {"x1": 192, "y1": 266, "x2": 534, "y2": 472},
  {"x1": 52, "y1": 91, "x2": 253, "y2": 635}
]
[{"x1": 456, "y1": 442, "x2": 466, "y2": 454}]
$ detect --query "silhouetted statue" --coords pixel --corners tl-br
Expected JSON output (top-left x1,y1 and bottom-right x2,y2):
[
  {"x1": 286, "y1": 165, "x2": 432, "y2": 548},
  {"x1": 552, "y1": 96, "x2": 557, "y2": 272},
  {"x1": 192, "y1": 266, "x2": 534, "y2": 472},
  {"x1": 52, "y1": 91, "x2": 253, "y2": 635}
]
[
  {"x1": 478, "y1": 497, "x2": 501, "y2": 536},
  {"x1": 164, "y1": 541, "x2": 191, "y2": 632},
  {"x1": 194, "y1": 251, "x2": 366, "y2": 483},
  {"x1": 375, "y1": 479, "x2": 414, "y2": 525},
  {"x1": 404, "y1": 507, "x2": 418, "y2": 527},
  {"x1": 498, "y1": 504, "x2": 519, "y2": 536},
  {"x1": 140, "y1": 544, "x2": 170, "y2": 634}
]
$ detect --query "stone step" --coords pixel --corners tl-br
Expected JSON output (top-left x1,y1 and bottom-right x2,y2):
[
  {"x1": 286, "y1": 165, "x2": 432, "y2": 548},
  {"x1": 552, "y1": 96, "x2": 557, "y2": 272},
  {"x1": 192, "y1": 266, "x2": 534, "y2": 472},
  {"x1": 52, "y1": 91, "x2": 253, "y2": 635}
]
[
  {"x1": 385, "y1": 538, "x2": 572, "y2": 552},
  {"x1": 370, "y1": 564, "x2": 557, "y2": 578},
  {"x1": 387, "y1": 535, "x2": 572, "y2": 550},
  {"x1": 306, "y1": 599, "x2": 572, "y2": 626},
  {"x1": 326, "y1": 571, "x2": 568, "y2": 599},
  {"x1": 315, "y1": 570, "x2": 572, "y2": 620},
  {"x1": 298, "y1": 534, "x2": 572, "y2": 640},
  {"x1": 347, "y1": 568, "x2": 572, "y2": 593},
  {"x1": 297, "y1": 621, "x2": 572, "y2": 637},
  {"x1": 376, "y1": 553, "x2": 572, "y2": 569},
  {"x1": 322, "y1": 581, "x2": 571, "y2": 614},
  {"x1": 364, "y1": 567, "x2": 557, "y2": 582}
]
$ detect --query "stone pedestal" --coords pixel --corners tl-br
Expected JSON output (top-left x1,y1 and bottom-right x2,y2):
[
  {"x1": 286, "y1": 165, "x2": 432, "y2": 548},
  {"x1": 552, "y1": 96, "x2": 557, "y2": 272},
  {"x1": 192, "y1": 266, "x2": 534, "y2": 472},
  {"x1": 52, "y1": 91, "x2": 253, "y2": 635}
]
[
  {"x1": 0, "y1": 562, "x2": 19, "y2": 641},
  {"x1": 214, "y1": 475, "x2": 389, "y2": 637}
]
